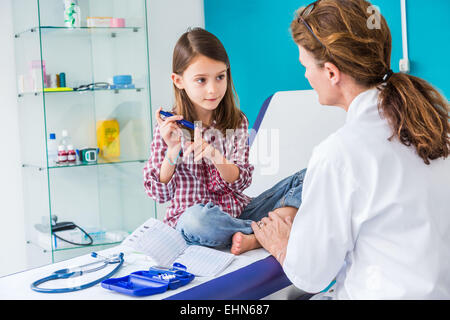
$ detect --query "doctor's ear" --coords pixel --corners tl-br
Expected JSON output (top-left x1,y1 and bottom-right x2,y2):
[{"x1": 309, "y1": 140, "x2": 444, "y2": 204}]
[
  {"x1": 171, "y1": 73, "x2": 184, "y2": 90},
  {"x1": 323, "y1": 62, "x2": 341, "y2": 86}
]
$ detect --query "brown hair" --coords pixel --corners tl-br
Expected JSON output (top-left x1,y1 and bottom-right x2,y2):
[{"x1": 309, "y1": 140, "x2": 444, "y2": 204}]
[
  {"x1": 172, "y1": 27, "x2": 243, "y2": 136},
  {"x1": 290, "y1": 0, "x2": 449, "y2": 165}
]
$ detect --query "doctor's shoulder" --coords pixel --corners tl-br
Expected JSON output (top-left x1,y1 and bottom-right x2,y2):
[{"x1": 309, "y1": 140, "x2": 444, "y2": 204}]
[
  {"x1": 309, "y1": 130, "x2": 350, "y2": 167},
  {"x1": 310, "y1": 124, "x2": 373, "y2": 173}
]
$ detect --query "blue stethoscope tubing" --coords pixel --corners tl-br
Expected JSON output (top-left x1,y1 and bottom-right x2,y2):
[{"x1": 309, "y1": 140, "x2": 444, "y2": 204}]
[{"x1": 30, "y1": 252, "x2": 124, "y2": 293}]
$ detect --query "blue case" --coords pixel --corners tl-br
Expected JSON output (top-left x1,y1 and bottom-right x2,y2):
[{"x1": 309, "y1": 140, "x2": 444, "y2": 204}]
[
  {"x1": 101, "y1": 263, "x2": 194, "y2": 297},
  {"x1": 113, "y1": 75, "x2": 132, "y2": 85}
]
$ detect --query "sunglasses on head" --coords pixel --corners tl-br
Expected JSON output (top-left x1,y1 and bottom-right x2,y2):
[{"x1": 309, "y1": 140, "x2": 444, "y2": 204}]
[{"x1": 297, "y1": 1, "x2": 327, "y2": 49}]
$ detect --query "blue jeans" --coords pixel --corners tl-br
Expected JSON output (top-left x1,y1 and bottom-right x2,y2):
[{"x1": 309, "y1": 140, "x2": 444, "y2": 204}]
[{"x1": 175, "y1": 168, "x2": 307, "y2": 248}]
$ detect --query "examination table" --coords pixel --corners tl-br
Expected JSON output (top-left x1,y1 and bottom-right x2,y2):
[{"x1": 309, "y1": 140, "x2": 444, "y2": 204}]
[{"x1": 0, "y1": 90, "x2": 346, "y2": 300}]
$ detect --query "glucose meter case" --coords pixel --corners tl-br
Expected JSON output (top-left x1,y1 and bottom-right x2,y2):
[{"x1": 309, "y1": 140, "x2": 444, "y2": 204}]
[{"x1": 101, "y1": 265, "x2": 194, "y2": 297}]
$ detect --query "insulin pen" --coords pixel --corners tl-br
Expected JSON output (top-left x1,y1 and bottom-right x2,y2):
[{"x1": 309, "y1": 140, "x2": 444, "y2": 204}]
[{"x1": 159, "y1": 110, "x2": 195, "y2": 130}]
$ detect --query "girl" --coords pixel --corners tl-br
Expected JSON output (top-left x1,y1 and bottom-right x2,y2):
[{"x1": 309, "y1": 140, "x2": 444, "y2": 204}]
[
  {"x1": 253, "y1": 0, "x2": 450, "y2": 299},
  {"x1": 144, "y1": 28, "x2": 305, "y2": 254}
]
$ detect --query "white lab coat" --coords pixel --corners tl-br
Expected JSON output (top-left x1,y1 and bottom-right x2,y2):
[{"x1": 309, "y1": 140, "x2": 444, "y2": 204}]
[{"x1": 283, "y1": 88, "x2": 450, "y2": 299}]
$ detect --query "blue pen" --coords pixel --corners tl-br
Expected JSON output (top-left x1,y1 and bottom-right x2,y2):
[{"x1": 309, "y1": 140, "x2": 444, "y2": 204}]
[{"x1": 159, "y1": 110, "x2": 195, "y2": 130}]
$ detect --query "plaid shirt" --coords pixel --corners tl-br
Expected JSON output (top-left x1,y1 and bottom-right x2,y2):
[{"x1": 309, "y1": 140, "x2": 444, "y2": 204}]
[{"x1": 143, "y1": 116, "x2": 254, "y2": 227}]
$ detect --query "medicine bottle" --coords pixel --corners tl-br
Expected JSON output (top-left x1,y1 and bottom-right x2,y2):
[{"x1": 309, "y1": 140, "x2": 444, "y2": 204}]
[
  {"x1": 58, "y1": 145, "x2": 68, "y2": 164},
  {"x1": 67, "y1": 145, "x2": 76, "y2": 163}
]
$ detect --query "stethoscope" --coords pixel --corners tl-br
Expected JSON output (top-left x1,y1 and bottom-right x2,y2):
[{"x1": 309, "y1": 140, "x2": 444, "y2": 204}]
[{"x1": 31, "y1": 252, "x2": 124, "y2": 293}]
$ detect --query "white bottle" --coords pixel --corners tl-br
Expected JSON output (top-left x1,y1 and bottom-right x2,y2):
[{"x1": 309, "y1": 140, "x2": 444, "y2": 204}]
[
  {"x1": 59, "y1": 129, "x2": 72, "y2": 148},
  {"x1": 47, "y1": 133, "x2": 58, "y2": 165},
  {"x1": 57, "y1": 130, "x2": 72, "y2": 165}
]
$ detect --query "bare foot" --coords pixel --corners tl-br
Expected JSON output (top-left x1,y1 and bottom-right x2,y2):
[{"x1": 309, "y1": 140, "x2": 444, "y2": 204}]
[{"x1": 231, "y1": 232, "x2": 261, "y2": 255}]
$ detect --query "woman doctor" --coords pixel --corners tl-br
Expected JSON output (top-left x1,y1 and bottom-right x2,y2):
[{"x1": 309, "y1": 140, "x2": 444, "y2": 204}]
[{"x1": 252, "y1": 0, "x2": 450, "y2": 299}]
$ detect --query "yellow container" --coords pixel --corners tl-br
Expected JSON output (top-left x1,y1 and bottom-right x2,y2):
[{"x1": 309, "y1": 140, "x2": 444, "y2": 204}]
[{"x1": 97, "y1": 119, "x2": 120, "y2": 159}]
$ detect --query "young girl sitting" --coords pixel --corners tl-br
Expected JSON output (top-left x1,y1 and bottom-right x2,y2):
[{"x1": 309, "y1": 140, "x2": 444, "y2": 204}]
[{"x1": 144, "y1": 27, "x2": 305, "y2": 254}]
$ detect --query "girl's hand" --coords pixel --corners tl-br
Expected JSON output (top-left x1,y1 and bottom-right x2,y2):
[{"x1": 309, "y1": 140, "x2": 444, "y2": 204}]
[
  {"x1": 183, "y1": 126, "x2": 223, "y2": 163},
  {"x1": 155, "y1": 107, "x2": 183, "y2": 153}
]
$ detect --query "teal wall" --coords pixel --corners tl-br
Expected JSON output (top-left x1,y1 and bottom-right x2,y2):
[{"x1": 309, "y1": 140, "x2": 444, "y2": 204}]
[{"x1": 204, "y1": 0, "x2": 449, "y2": 127}]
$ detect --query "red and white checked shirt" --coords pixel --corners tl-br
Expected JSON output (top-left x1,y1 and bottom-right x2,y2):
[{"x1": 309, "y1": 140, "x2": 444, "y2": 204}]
[{"x1": 143, "y1": 115, "x2": 254, "y2": 227}]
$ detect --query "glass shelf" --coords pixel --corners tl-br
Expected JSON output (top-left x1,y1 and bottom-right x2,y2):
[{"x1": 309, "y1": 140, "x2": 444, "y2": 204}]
[
  {"x1": 15, "y1": 26, "x2": 141, "y2": 38},
  {"x1": 52, "y1": 239, "x2": 125, "y2": 252},
  {"x1": 28, "y1": 238, "x2": 125, "y2": 253},
  {"x1": 45, "y1": 87, "x2": 144, "y2": 94},
  {"x1": 49, "y1": 158, "x2": 147, "y2": 169},
  {"x1": 17, "y1": 87, "x2": 145, "y2": 98},
  {"x1": 22, "y1": 159, "x2": 147, "y2": 171}
]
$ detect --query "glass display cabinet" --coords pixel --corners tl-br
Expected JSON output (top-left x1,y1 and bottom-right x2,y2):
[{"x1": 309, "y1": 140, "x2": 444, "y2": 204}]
[{"x1": 12, "y1": 0, "x2": 156, "y2": 268}]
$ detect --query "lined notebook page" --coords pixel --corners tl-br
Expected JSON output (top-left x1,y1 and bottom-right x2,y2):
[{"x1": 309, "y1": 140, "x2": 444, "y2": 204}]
[
  {"x1": 122, "y1": 218, "x2": 235, "y2": 276},
  {"x1": 176, "y1": 246, "x2": 235, "y2": 277},
  {"x1": 122, "y1": 218, "x2": 187, "y2": 267}
]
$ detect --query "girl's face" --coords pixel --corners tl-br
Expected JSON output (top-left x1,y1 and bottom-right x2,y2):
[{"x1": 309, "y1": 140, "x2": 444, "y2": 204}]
[{"x1": 172, "y1": 55, "x2": 228, "y2": 114}]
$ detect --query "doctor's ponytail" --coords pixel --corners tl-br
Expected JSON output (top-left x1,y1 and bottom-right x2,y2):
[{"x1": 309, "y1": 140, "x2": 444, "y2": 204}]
[
  {"x1": 290, "y1": 0, "x2": 449, "y2": 165},
  {"x1": 379, "y1": 72, "x2": 449, "y2": 164}
]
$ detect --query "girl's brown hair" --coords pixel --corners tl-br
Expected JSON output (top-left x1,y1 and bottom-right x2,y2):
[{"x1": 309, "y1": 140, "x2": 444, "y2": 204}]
[
  {"x1": 290, "y1": 0, "x2": 449, "y2": 165},
  {"x1": 172, "y1": 27, "x2": 243, "y2": 136}
]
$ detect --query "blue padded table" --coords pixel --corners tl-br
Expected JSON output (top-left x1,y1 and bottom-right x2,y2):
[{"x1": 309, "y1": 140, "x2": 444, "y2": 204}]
[{"x1": 166, "y1": 256, "x2": 291, "y2": 300}]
